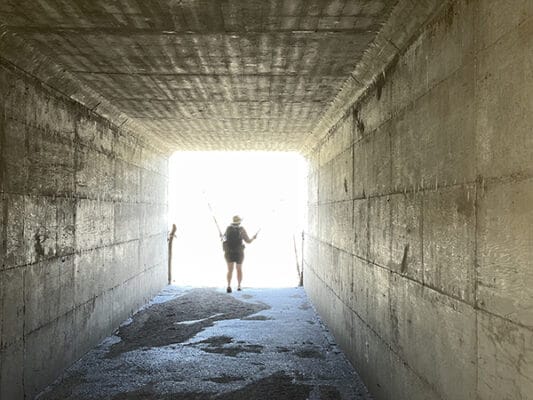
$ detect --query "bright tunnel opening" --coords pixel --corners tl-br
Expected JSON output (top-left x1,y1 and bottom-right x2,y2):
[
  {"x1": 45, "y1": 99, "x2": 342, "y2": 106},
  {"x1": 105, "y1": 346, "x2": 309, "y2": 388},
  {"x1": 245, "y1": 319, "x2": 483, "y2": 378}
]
[{"x1": 168, "y1": 151, "x2": 308, "y2": 288}]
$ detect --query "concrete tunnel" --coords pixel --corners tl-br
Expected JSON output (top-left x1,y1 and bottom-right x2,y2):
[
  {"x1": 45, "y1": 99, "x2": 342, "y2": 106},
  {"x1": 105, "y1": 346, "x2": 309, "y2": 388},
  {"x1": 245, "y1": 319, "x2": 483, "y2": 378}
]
[{"x1": 0, "y1": 0, "x2": 532, "y2": 399}]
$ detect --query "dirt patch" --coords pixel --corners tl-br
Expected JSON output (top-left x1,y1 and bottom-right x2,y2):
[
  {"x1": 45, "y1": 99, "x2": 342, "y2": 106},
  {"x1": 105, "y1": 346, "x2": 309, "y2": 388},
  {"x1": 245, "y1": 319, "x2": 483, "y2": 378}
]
[
  {"x1": 319, "y1": 385, "x2": 343, "y2": 400},
  {"x1": 298, "y1": 302, "x2": 311, "y2": 310},
  {"x1": 294, "y1": 347, "x2": 325, "y2": 359},
  {"x1": 195, "y1": 335, "x2": 234, "y2": 346},
  {"x1": 205, "y1": 375, "x2": 245, "y2": 384},
  {"x1": 241, "y1": 315, "x2": 272, "y2": 321},
  {"x1": 107, "y1": 289, "x2": 269, "y2": 357},
  {"x1": 191, "y1": 335, "x2": 264, "y2": 357}
]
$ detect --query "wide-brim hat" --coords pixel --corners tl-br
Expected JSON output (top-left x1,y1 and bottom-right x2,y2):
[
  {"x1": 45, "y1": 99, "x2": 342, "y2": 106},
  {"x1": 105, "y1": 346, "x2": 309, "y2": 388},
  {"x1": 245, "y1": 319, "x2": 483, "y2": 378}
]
[{"x1": 232, "y1": 215, "x2": 242, "y2": 224}]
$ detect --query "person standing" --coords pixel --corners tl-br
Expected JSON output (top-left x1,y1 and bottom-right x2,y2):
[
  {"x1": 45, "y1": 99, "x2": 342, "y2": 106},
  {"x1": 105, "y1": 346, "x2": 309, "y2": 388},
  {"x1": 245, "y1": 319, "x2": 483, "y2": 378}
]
[{"x1": 222, "y1": 215, "x2": 257, "y2": 293}]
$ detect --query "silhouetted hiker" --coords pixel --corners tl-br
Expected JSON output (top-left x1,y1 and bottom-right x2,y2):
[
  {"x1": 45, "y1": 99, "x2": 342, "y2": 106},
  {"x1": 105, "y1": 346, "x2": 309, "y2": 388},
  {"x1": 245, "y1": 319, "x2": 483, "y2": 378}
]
[{"x1": 222, "y1": 215, "x2": 258, "y2": 293}]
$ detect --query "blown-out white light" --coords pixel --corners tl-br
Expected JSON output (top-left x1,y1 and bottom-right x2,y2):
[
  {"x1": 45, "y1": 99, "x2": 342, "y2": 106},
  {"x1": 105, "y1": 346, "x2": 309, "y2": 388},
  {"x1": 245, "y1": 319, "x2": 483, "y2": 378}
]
[{"x1": 168, "y1": 151, "x2": 307, "y2": 288}]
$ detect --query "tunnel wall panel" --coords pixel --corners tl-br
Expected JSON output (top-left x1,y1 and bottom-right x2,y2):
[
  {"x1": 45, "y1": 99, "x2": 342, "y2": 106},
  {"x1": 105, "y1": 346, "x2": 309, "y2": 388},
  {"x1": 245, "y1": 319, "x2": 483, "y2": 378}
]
[
  {"x1": 304, "y1": 1, "x2": 533, "y2": 399},
  {"x1": 0, "y1": 61, "x2": 169, "y2": 399}
]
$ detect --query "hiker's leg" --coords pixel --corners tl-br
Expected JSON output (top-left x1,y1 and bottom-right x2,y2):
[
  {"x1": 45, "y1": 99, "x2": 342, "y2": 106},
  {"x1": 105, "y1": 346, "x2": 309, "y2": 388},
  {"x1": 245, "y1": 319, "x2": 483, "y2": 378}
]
[
  {"x1": 226, "y1": 262, "x2": 235, "y2": 287},
  {"x1": 236, "y1": 264, "x2": 243, "y2": 289}
]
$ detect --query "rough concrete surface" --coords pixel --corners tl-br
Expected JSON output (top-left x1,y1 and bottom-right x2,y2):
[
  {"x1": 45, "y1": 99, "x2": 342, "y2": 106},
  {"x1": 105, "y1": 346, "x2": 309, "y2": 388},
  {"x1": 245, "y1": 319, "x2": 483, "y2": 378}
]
[
  {"x1": 0, "y1": 0, "x2": 531, "y2": 399},
  {"x1": 0, "y1": 0, "x2": 409, "y2": 152},
  {"x1": 0, "y1": 60, "x2": 169, "y2": 399},
  {"x1": 305, "y1": 1, "x2": 533, "y2": 399},
  {"x1": 36, "y1": 286, "x2": 372, "y2": 400}
]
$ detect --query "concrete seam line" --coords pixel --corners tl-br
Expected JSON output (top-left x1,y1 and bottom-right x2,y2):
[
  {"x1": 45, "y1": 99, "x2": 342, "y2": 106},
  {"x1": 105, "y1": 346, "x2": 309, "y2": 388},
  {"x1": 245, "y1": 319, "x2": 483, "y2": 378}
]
[
  {"x1": 0, "y1": 47, "x2": 170, "y2": 155},
  {"x1": 300, "y1": 0, "x2": 454, "y2": 156},
  {"x1": 22, "y1": 263, "x2": 165, "y2": 338},
  {"x1": 305, "y1": 266, "x2": 446, "y2": 400}
]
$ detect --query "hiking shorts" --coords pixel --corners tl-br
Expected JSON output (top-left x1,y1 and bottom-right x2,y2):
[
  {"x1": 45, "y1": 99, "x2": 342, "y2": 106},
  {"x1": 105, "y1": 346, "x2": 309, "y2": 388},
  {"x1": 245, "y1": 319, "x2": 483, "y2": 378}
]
[{"x1": 224, "y1": 250, "x2": 244, "y2": 264}]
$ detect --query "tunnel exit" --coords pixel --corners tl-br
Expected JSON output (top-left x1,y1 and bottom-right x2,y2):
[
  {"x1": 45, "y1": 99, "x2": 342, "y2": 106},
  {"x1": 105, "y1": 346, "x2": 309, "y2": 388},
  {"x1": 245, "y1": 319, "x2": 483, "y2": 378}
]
[{"x1": 168, "y1": 151, "x2": 307, "y2": 288}]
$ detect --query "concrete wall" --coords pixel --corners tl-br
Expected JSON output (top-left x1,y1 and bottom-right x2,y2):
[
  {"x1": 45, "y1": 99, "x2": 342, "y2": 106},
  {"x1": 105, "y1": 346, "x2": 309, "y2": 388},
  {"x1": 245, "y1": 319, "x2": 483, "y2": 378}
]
[
  {"x1": 0, "y1": 60, "x2": 169, "y2": 399},
  {"x1": 304, "y1": 1, "x2": 533, "y2": 399}
]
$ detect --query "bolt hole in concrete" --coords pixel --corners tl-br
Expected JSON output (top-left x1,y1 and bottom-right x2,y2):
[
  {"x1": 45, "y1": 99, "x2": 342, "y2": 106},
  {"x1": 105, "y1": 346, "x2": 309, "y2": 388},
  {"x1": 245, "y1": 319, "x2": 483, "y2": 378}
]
[{"x1": 168, "y1": 151, "x2": 308, "y2": 288}]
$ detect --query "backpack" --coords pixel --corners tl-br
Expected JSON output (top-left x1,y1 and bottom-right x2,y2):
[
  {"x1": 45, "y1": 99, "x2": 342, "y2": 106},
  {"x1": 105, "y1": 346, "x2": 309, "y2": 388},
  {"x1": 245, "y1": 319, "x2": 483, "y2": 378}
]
[{"x1": 224, "y1": 225, "x2": 243, "y2": 251}]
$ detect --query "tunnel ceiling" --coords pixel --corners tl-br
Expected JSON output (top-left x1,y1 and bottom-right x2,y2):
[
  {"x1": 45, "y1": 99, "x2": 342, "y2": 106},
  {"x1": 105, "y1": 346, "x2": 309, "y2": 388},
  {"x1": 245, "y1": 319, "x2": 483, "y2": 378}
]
[{"x1": 0, "y1": 1, "x2": 403, "y2": 152}]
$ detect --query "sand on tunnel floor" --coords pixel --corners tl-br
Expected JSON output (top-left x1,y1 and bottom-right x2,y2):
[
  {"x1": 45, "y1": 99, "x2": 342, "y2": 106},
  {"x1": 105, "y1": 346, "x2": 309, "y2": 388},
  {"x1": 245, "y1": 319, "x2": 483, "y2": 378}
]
[{"x1": 37, "y1": 286, "x2": 372, "y2": 400}]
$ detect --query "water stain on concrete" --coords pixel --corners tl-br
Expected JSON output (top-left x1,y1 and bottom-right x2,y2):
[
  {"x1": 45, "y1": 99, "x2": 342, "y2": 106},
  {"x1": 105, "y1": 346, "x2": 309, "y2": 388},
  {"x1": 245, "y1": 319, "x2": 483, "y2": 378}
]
[
  {"x1": 241, "y1": 315, "x2": 272, "y2": 321},
  {"x1": 294, "y1": 347, "x2": 326, "y2": 359},
  {"x1": 319, "y1": 385, "x2": 343, "y2": 400},
  {"x1": 191, "y1": 335, "x2": 264, "y2": 357},
  {"x1": 195, "y1": 335, "x2": 233, "y2": 346},
  {"x1": 400, "y1": 243, "x2": 409, "y2": 273},
  {"x1": 456, "y1": 189, "x2": 475, "y2": 218},
  {"x1": 38, "y1": 287, "x2": 373, "y2": 400},
  {"x1": 205, "y1": 375, "x2": 245, "y2": 384},
  {"x1": 107, "y1": 289, "x2": 269, "y2": 358}
]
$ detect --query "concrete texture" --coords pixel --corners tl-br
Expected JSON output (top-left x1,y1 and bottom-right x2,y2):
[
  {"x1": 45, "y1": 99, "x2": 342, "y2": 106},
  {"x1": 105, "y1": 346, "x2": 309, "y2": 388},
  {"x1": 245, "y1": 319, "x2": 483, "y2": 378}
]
[
  {"x1": 0, "y1": 60, "x2": 169, "y2": 399},
  {"x1": 0, "y1": 0, "x2": 532, "y2": 399},
  {"x1": 36, "y1": 286, "x2": 372, "y2": 400},
  {"x1": 305, "y1": 1, "x2": 533, "y2": 399},
  {"x1": 0, "y1": 0, "x2": 405, "y2": 152}
]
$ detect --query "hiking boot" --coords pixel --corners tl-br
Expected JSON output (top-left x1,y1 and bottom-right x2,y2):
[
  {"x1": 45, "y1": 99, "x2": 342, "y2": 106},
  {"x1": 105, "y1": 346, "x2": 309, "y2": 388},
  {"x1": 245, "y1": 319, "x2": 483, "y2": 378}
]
[
  {"x1": 237, "y1": 287, "x2": 242, "y2": 291},
  {"x1": 226, "y1": 286, "x2": 232, "y2": 293}
]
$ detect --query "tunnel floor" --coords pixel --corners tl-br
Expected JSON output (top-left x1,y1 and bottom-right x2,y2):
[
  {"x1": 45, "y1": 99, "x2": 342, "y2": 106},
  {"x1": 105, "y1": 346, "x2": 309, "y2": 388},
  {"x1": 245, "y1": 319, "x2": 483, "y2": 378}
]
[{"x1": 37, "y1": 286, "x2": 372, "y2": 400}]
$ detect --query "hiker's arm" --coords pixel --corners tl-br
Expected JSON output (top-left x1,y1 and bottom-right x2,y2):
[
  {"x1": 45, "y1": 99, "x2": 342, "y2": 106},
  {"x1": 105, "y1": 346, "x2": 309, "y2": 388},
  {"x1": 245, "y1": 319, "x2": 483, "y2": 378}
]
[{"x1": 241, "y1": 228, "x2": 257, "y2": 244}]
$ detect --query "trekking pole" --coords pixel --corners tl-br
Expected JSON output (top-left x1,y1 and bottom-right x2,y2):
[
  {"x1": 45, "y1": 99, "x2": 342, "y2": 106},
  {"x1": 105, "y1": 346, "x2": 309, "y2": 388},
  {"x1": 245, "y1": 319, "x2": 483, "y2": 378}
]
[
  {"x1": 167, "y1": 224, "x2": 177, "y2": 284},
  {"x1": 293, "y1": 234, "x2": 302, "y2": 287},
  {"x1": 300, "y1": 230, "x2": 304, "y2": 287},
  {"x1": 202, "y1": 191, "x2": 223, "y2": 240}
]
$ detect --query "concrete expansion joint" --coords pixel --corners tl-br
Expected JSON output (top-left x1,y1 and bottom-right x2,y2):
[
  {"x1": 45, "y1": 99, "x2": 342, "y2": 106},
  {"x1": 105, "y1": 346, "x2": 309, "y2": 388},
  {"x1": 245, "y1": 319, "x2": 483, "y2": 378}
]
[
  {"x1": 2, "y1": 46, "x2": 168, "y2": 153},
  {"x1": 477, "y1": 171, "x2": 533, "y2": 188},
  {"x1": 3, "y1": 116, "x2": 69, "y2": 135},
  {"x1": 308, "y1": 266, "x2": 452, "y2": 400},
  {"x1": 348, "y1": 64, "x2": 469, "y2": 152},
  {"x1": 308, "y1": 267, "x2": 392, "y2": 347},
  {"x1": 21, "y1": 267, "x2": 27, "y2": 396},
  {"x1": 353, "y1": 248, "x2": 475, "y2": 308},
  {"x1": 342, "y1": 179, "x2": 479, "y2": 200},
  {"x1": 19, "y1": 268, "x2": 156, "y2": 341},
  {"x1": 315, "y1": 241, "x2": 477, "y2": 310},
  {"x1": 385, "y1": 37, "x2": 400, "y2": 51},
  {"x1": 476, "y1": 308, "x2": 533, "y2": 334},
  {"x1": 305, "y1": 0, "x2": 455, "y2": 155}
]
